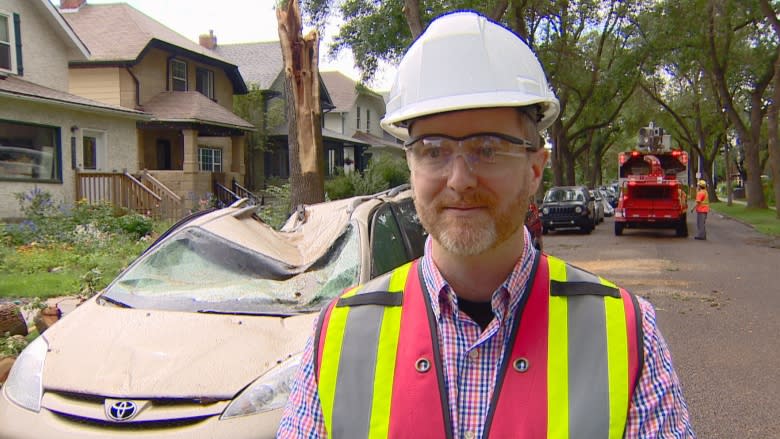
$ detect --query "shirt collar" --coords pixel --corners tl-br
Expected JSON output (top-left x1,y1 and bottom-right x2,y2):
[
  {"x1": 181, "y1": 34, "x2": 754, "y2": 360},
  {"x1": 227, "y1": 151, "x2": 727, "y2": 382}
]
[{"x1": 419, "y1": 226, "x2": 538, "y2": 322}]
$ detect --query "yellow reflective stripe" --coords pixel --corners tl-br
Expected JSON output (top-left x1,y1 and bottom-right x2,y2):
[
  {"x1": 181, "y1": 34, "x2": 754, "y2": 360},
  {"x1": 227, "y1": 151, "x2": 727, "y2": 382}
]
[
  {"x1": 547, "y1": 256, "x2": 569, "y2": 438},
  {"x1": 367, "y1": 263, "x2": 411, "y2": 437},
  {"x1": 318, "y1": 285, "x2": 360, "y2": 434},
  {"x1": 602, "y1": 280, "x2": 629, "y2": 439}
]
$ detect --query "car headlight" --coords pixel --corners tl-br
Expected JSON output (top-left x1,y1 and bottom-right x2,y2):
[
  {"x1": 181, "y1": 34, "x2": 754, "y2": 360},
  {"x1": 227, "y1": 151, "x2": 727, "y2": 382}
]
[
  {"x1": 542, "y1": 207, "x2": 549, "y2": 215},
  {"x1": 3, "y1": 336, "x2": 47, "y2": 412},
  {"x1": 220, "y1": 352, "x2": 302, "y2": 420},
  {"x1": 575, "y1": 206, "x2": 583, "y2": 214}
]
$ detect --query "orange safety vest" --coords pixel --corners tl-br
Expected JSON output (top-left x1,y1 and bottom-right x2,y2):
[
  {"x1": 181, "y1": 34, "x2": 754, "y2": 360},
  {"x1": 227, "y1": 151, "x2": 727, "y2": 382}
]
[
  {"x1": 696, "y1": 189, "x2": 709, "y2": 213},
  {"x1": 314, "y1": 253, "x2": 643, "y2": 438}
]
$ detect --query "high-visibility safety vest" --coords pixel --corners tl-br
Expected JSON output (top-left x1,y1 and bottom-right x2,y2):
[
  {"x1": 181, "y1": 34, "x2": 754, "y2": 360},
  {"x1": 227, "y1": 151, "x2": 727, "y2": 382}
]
[{"x1": 314, "y1": 253, "x2": 644, "y2": 438}]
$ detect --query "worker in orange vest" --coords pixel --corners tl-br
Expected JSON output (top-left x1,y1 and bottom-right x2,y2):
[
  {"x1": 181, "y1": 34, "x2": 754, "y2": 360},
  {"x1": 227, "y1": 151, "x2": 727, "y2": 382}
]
[{"x1": 693, "y1": 180, "x2": 709, "y2": 240}]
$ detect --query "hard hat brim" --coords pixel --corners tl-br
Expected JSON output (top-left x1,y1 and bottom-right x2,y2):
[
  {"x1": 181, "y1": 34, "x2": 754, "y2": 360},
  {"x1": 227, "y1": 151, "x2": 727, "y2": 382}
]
[{"x1": 380, "y1": 91, "x2": 560, "y2": 141}]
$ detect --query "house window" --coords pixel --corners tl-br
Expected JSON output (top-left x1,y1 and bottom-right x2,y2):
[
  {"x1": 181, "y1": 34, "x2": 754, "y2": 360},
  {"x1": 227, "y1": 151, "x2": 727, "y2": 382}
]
[
  {"x1": 366, "y1": 109, "x2": 371, "y2": 133},
  {"x1": 0, "y1": 11, "x2": 17, "y2": 73},
  {"x1": 81, "y1": 130, "x2": 105, "y2": 170},
  {"x1": 196, "y1": 67, "x2": 214, "y2": 99},
  {"x1": 170, "y1": 59, "x2": 187, "y2": 91},
  {"x1": 198, "y1": 146, "x2": 222, "y2": 172},
  {"x1": 0, "y1": 119, "x2": 60, "y2": 182},
  {"x1": 356, "y1": 106, "x2": 361, "y2": 131}
]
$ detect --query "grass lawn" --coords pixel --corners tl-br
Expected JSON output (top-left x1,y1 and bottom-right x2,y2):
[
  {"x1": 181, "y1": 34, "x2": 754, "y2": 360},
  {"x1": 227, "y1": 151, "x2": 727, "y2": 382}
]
[
  {"x1": 0, "y1": 234, "x2": 159, "y2": 300},
  {"x1": 709, "y1": 202, "x2": 780, "y2": 237}
]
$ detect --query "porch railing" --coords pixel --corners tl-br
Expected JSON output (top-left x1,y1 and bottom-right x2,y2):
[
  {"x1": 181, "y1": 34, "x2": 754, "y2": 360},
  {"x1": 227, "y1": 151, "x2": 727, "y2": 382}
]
[
  {"x1": 75, "y1": 172, "x2": 179, "y2": 221},
  {"x1": 214, "y1": 182, "x2": 241, "y2": 208},
  {"x1": 232, "y1": 180, "x2": 264, "y2": 206},
  {"x1": 139, "y1": 170, "x2": 183, "y2": 221}
]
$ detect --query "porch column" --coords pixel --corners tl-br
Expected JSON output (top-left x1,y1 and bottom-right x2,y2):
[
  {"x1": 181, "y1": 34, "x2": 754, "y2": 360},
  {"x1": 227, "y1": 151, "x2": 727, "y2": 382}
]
[
  {"x1": 182, "y1": 128, "x2": 198, "y2": 173},
  {"x1": 231, "y1": 135, "x2": 246, "y2": 185}
]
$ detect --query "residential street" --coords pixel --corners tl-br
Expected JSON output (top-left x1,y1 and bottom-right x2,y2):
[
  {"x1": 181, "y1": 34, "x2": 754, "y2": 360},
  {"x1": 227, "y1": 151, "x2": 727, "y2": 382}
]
[{"x1": 543, "y1": 211, "x2": 780, "y2": 438}]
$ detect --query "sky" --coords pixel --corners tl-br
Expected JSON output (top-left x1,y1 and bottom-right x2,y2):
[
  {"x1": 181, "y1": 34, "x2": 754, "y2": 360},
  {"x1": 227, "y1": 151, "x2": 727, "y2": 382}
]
[{"x1": 86, "y1": 0, "x2": 396, "y2": 91}]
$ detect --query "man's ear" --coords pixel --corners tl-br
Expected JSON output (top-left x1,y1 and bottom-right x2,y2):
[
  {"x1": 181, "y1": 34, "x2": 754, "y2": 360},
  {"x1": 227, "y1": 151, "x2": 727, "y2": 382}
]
[{"x1": 530, "y1": 149, "x2": 548, "y2": 181}]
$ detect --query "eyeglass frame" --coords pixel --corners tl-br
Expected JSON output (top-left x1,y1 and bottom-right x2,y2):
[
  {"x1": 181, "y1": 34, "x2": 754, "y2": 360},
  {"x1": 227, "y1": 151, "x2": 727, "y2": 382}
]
[{"x1": 403, "y1": 132, "x2": 539, "y2": 173}]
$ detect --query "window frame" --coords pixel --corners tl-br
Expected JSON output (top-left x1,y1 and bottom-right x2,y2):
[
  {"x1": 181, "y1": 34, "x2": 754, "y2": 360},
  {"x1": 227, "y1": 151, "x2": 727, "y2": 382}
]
[
  {"x1": 366, "y1": 109, "x2": 371, "y2": 133},
  {"x1": 0, "y1": 118, "x2": 62, "y2": 183},
  {"x1": 198, "y1": 146, "x2": 222, "y2": 172},
  {"x1": 0, "y1": 10, "x2": 17, "y2": 74},
  {"x1": 356, "y1": 106, "x2": 361, "y2": 131},
  {"x1": 195, "y1": 67, "x2": 214, "y2": 100},
  {"x1": 170, "y1": 59, "x2": 187, "y2": 91}
]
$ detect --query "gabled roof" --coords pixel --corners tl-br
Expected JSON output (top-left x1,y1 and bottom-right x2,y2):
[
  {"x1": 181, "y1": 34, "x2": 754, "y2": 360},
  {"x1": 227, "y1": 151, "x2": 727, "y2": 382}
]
[
  {"x1": 0, "y1": 74, "x2": 146, "y2": 118},
  {"x1": 141, "y1": 91, "x2": 254, "y2": 131},
  {"x1": 61, "y1": 3, "x2": 246, "y2": 93},
  {"x1": 320, "y1": 70, "x2": 384, "y2": 113},
  {"x1": 215, "y1": 41, "x2": 283, "y2": 90},
  {"x1": 216, "y1": 41, "x2": 334, "y2": 111},
  {"x1": 31, "y1": 0, "x2": 90, "y2": 59}
]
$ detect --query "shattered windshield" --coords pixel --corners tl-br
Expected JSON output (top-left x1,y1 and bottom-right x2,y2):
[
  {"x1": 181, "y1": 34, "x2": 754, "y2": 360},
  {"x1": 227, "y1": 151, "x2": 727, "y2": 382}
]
[{"x1": 102, "y1": 224, "x2": 360, "y2": 314}]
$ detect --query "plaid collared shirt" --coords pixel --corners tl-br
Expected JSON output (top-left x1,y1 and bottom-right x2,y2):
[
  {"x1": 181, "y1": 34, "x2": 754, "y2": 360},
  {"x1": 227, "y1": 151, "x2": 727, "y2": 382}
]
[{"x1": 278, "y1": 228, "x2": 695, "y2": 438}]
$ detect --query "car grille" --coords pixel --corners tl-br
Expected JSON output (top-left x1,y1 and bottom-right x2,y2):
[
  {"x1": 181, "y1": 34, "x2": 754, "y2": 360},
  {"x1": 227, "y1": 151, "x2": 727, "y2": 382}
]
[
  {"x1": 43, "y1": 390, "x2": 228, "y2": 430},
  {"x1": 545, "y1": 206, "x2": 578, "y2": 216}
]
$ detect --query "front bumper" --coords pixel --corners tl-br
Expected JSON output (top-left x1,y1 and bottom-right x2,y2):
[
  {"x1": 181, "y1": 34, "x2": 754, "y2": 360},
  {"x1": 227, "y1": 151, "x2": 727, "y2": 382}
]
[{"x1": 0, "y1": 390, "x2": 282, "y2": 439}]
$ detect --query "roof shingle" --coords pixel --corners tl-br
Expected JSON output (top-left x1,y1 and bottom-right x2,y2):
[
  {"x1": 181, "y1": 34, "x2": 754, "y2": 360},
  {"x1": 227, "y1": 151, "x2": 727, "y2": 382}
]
[
  {"x1": 216, "y1": 41, "x2": 283, "y2": 90},
  {"x1": 141, "y1": 91, "x2": 254, "y2": 130}
]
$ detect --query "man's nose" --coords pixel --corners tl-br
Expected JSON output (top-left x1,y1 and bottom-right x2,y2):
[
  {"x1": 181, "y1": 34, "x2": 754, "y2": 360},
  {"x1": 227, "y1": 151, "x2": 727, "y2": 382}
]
[{"x1": 446, "y1": 153, "x2": 478, "y2": 190}]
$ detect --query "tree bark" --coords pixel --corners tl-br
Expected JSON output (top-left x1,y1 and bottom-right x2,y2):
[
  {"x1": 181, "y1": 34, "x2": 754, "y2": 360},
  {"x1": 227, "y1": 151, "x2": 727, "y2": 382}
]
[
  {"x1": 761, "y1": 0, "x2": 780, "y2": 217},
  {"x1": 403, "y1": 0, "x2": 423, "y2": 38},
  {"x1": 277, "y1": 0, "x2": 325, "y2": 210}
]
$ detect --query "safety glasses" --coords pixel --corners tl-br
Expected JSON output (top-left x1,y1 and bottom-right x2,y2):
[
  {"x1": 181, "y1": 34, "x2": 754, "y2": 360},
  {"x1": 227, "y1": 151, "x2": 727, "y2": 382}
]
[{"x1": 404, "y1": 132, "x2": 537, "y2": 174}]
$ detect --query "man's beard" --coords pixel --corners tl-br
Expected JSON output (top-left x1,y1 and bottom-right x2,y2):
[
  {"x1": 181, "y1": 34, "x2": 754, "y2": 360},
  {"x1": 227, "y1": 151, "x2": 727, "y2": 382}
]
[{"x1": 416, "y1": 190, "x2": 526, "y2": 257}]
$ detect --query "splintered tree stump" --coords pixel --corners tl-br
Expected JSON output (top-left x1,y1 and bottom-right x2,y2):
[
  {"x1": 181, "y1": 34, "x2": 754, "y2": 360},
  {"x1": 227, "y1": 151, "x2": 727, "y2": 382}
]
[{"x1": 0, "y1": 303, "x2": 28, "y2": 337}]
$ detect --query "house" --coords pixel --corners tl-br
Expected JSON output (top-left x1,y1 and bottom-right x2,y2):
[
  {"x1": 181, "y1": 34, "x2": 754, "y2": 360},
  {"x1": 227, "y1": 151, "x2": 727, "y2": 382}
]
[
  {"x1": 216, "y1": 41, "x2": 383, "y2": 189},
  {"x1": 59, "y1": 0, "x2": 255, "y2": 212},
  {"x1": 320, "y1": 70, "x2": 403, "y2": 169},
  {"x1": 0, "y1": 0, "x2": 148, "y2": 220}
]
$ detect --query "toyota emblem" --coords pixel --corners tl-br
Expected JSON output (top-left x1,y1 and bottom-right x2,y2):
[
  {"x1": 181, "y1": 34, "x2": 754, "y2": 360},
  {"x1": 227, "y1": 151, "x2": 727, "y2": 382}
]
[{"x1": 106, "y1": 400, "x2": 138, "y2": 422}]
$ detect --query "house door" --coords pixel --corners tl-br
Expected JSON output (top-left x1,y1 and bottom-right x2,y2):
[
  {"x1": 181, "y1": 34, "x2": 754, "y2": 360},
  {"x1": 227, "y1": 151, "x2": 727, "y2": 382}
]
[{"x1": 156, "y1": 139, "x2": 172, "y2": 170}]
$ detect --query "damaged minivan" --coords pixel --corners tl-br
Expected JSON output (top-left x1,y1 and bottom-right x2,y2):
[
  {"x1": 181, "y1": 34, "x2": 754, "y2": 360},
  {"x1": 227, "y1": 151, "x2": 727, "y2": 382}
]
[{"x1": 0, "y1": 186, "x2": 426, "y2": 438}]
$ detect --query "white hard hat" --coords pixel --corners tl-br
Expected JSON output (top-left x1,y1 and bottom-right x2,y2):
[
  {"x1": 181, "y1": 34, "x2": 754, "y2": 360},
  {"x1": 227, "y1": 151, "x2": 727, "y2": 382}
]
[{"x1": 380, "y1": 11, "x2": 560, "y2": 141}]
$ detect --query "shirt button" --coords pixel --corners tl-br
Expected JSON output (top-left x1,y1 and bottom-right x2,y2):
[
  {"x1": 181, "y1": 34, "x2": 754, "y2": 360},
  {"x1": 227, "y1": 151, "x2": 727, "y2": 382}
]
[
  {"x1": 464, "y1": 431, "x2": 475, "y2": 439},
  {"x1": 468, "y1": 350, "x2": 479, "y2": 360}
]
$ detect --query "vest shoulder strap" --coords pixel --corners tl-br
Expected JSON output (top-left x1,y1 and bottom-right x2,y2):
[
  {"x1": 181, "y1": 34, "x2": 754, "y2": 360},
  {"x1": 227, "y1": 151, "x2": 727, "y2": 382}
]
[{"x1": 549, "y1": 257, "x2": 621, "y2": 298}]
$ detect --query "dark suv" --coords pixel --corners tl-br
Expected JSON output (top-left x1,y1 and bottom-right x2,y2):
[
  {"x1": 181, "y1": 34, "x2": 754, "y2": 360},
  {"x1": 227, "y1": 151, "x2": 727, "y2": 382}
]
[{"x1": 540, "y1": 186, "x2": 597, "y2": 234}]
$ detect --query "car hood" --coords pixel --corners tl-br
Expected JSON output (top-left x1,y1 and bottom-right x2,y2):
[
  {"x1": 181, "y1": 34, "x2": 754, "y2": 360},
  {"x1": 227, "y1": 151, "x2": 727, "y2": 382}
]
[{"x1": 40, "y1": 299, "x2": 317, "y2": 399}]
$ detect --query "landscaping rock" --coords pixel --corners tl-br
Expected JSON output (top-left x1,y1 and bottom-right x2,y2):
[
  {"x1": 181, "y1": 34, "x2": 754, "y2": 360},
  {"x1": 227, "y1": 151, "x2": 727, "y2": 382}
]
[
  {"x1": 34, "y1": 305, "x2": 62, "y2": 334},
  {"x1": 0, "y1": 356, "x2": 16, "y2": 384},
  {"x1": 0, "y1": 304, "x2": 28, "y2": 337}
]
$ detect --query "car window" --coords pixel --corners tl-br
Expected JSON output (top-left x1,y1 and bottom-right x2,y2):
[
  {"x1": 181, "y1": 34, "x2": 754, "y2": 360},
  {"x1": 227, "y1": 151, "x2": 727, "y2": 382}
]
[
  {"x1": 103, "y1": 224, "x2": 361, "y2": 314},
  {"x1": 371, "y1": 203, "x2": 410, "y2": 278},
  {"x1": 545, "y1": 189, "x2": 580, "y2": 202},
  {"x1": 392, "y1": 197, "x2": 428, "y2": 259}
]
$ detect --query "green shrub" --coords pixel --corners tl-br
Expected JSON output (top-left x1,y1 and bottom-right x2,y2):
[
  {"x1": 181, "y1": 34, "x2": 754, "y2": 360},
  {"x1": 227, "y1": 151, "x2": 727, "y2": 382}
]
[
  {"x1": 116, "y1": 213, "x2": 154, "y2": 239},
  {"x1": 257, "y1": 183, "x2": 292, "y2": 229}
]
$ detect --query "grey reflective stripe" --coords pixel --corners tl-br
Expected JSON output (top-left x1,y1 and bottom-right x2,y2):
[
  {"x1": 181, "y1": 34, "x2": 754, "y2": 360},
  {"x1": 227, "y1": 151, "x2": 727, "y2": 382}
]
[
  {"x1": 330, "y1": 274, "x2": 391, "y2": 438},
  {"x1": 568, "y1": 294, "x2": 610, "y2": 438}
]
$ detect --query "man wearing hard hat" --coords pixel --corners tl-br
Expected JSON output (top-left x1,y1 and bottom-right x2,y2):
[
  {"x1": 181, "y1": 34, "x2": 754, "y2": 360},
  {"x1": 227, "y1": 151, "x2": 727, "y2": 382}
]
[
  {"x1": 693, "y1": 180, "x2": 709, "y2": 240},
  {"x1": 278, "y1": 11, "x2": 694, "y2": 438}
]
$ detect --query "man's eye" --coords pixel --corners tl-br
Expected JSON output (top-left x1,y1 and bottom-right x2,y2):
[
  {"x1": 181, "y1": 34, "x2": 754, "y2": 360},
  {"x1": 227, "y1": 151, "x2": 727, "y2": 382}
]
[
  {"x1": 478, "y1": 146, "x2": 497, "y2": 160},
  {"x1": 420, "y1": 146, "x2": 442, "y2": 159}
]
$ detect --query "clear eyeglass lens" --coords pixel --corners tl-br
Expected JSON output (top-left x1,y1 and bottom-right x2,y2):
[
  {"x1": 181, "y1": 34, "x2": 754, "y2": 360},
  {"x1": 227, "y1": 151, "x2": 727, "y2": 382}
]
[{"x1": 412, "y1": 135, "x2": 515, "y2": 170}]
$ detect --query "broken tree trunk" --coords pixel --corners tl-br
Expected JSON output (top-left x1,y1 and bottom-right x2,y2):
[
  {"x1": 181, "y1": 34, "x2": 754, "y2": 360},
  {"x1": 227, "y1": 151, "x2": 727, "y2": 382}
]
[{"x1": 277, "y1": 0, "x2": 325, "y2": 211}]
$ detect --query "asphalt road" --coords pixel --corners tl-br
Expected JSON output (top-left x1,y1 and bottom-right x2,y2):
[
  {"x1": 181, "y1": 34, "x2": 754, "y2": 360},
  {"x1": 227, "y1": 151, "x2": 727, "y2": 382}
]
[{"x1": 543, "y1": 211, "x2": 780, "y2": 438}]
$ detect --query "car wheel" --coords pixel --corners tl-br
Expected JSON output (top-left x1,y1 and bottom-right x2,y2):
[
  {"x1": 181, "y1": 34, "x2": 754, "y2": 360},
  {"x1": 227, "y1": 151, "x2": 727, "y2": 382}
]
[{"x1": 615, "y1": 222, "x2": 624, "y2": 236}]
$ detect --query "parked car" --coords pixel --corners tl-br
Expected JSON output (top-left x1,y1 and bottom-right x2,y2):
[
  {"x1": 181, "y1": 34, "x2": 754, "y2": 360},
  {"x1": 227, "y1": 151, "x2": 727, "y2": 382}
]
[
  {"x1": 0, "y1": 186, "x2": 428, "y2": 438},
  {"x1": 600, "y1": 185, "x2": 619, "y2": 208},
  {"x1": 589, "y1": 189, "x2": 605, "y2": 223},
  {"x1": 598, "y1": 188, "x2": 615, "y2": 217},
  {"x1": 540, "y1": 185, "x2": 597, "y2": 234},
  {"x1": 525, "y1": 200, "x2": 543, "y2": 250}
]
